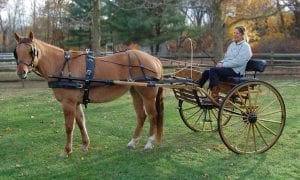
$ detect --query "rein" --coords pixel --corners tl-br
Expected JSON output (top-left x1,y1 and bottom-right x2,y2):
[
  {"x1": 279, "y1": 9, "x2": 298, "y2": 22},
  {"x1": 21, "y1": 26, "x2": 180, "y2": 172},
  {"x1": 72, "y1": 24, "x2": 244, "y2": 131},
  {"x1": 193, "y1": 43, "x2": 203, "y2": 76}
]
[{"x1": 96, "y1": 51, "x2": 157, "y2": 74}]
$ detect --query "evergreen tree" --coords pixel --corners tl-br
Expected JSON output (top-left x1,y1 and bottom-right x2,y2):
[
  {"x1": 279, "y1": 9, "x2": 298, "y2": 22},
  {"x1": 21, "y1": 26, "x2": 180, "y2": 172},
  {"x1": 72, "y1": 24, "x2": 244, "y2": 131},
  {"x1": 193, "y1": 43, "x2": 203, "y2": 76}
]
[
  {"x1": 64, "y1": 0, "x2": 93, "y2": 49},
  {"x1": 103, "y1": 0, "x2": 186, "y2": 54}
]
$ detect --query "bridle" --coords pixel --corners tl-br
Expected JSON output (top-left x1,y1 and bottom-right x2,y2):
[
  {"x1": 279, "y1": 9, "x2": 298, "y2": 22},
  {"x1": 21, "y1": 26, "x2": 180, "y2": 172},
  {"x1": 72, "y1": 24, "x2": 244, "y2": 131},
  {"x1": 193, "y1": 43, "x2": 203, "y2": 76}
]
[{"x1": 14, "y1": 39, "x2": 39, "y2": 68}]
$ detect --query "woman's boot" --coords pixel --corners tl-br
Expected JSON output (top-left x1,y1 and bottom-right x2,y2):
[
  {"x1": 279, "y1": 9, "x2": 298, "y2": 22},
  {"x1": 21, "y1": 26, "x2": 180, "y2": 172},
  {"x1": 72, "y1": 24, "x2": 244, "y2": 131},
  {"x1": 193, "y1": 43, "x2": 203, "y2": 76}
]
[{"x1": 211, "y1": 86, "x2": 220, "y2": 102}]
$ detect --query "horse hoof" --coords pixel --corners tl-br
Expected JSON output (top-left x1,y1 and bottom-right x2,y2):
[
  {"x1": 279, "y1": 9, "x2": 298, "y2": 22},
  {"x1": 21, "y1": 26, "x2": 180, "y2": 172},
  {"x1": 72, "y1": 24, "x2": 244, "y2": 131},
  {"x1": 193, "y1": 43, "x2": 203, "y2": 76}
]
[
  {"x1": 127, "y1": 139, "x2": 138, "y2": 149},
  {"x1": 144, "y1": 143, "x2": 154, "y2": 150},
  {"x1": 127, "y1": 146, "x2": 135, "y2": 150},
  {"x1": 59, "y1": 152, "x2": 69, "y2": 159},
  {"x1": 81, "y1": 147, "x2": 88, "y2": 153},
  {"x1": 127, "y1": 142, "x2": 135, "y2": 149}
]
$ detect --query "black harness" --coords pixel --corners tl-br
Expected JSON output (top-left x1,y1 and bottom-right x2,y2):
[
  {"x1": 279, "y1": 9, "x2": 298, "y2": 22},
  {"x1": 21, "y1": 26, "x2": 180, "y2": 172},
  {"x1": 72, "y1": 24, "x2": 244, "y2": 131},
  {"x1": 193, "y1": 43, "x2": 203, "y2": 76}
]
[
  {"x1": 48, "y1": 51, "x2": 159, "y2": 108},
  {"x1": 48, "y1": 50, "x2": 95, "y2": 108}
]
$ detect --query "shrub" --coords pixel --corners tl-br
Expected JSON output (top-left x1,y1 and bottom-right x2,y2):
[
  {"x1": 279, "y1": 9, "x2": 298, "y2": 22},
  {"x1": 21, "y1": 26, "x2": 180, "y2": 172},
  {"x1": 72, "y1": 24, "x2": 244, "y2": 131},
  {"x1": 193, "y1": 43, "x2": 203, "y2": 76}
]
[{"x1": 252, "y1": 38, "x2": 300, "y2": 53}]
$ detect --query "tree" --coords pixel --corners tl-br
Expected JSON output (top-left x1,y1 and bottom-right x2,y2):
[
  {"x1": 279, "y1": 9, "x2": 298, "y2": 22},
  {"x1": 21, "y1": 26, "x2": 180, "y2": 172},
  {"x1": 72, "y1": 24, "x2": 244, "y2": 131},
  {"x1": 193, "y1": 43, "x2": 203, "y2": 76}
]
[
  {"x1": 92, "y1": 0, "x2": 101, "y2": 55},
  {"x1": 103, "y1": 0, "x2": 186, "y2": 54},
  {"x1": 292, "y1": 0, "x2": 300, "y2": 37},
  {"x1": 202, "y1": 0, "x2": 295, "y2": 59},
  {"x1": 38, "y1": 0, "x2": 69, "y2": 46},
  {"x1": 64, "y1": 0, "x2": 92, "y2": 49}
]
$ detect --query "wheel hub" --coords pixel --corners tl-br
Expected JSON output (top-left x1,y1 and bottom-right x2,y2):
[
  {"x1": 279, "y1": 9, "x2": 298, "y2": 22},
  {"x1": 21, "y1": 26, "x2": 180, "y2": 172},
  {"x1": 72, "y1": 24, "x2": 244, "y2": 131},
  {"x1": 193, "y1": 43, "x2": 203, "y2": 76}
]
[{"x1": 248, "y1": 113, "x2": 257, "y2": 123}]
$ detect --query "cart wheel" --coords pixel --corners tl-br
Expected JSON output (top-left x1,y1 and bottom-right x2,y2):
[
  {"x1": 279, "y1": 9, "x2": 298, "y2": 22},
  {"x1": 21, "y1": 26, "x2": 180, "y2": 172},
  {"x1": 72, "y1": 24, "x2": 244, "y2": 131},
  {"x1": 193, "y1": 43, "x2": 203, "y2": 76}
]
[
  {"x1": 218, "y1": 80, "x2": 286, "y2": 154},
  {"x1": 178, "y1": 100, "x2": 218, "y2": 132}
]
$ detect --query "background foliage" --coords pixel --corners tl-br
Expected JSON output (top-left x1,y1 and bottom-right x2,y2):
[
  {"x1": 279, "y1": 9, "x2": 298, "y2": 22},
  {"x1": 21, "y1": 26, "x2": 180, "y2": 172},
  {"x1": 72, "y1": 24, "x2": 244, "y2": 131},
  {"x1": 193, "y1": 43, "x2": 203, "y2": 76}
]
[{"x1": 0, "y1": 0, "x2": 300, "y2": 56}]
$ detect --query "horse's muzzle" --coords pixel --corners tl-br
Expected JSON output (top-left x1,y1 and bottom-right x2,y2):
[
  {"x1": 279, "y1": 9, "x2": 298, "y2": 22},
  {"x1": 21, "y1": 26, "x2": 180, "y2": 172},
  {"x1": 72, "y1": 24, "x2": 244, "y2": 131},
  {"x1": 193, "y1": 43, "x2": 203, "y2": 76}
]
[{"x1": 17, "y1": 71, "x2": 28, "y2": 79}]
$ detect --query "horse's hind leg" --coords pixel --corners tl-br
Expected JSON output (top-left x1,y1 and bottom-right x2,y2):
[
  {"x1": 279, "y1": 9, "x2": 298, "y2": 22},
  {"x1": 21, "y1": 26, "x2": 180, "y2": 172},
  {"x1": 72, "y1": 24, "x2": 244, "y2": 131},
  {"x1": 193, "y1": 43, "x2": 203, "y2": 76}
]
[
  {"x1": 127, "y1": 88, "x2": 147, "y2": 149},
  {"x1": 143, "y1": 97, "x2": 157, "y2": 150},
  {"x1": 75, "y1": 104, "x2": 90, "y2": 152}
]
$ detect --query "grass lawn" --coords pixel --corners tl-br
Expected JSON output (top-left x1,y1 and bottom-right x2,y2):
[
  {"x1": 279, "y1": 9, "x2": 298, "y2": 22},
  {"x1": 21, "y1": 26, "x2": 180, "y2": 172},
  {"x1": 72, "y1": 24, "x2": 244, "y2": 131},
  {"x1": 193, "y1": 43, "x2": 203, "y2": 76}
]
[{"x1": 0, "y1": 79, "x2": 299, "y2": 179}]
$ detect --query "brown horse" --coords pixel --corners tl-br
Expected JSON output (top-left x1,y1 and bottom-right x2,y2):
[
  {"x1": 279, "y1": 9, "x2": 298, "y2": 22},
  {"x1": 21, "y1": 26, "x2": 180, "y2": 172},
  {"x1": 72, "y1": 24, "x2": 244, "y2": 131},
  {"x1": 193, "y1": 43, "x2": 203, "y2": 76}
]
[{"x1": 14, "y1": 31, "x2": 164, "y2": 158}]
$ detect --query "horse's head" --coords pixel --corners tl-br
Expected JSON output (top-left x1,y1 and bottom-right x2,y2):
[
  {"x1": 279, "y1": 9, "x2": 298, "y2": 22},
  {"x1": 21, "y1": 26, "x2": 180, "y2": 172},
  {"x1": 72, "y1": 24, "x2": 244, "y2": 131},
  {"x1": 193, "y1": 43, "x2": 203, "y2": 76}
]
[{"x1": 14, "y1": 31, "x2": 39, "y2": 79}]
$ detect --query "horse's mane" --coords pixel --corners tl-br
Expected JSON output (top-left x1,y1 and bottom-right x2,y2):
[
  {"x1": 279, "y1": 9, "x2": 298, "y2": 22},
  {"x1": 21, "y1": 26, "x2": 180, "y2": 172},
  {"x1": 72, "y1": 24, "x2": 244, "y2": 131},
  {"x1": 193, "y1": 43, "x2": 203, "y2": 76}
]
[{"x1": 33, "y1": 39, "x2": 64, "y2": 52}]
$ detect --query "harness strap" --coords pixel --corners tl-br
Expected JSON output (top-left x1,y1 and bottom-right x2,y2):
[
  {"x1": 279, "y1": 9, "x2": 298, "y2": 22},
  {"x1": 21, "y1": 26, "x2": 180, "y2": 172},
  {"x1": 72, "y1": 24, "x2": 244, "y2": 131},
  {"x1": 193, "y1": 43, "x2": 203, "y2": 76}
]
[
  {"x1": 132, "y1": 52, "x2": 147, "y2": 79},
  {"x1": 126, "y1": 52, "x2": 134, "y2": 80},
  {"x1": 126, "y1": 51, "x2": 154, "y2": 81},
  {"x1": 60, "y1": 51, "x2": 71, "y2": 77},
  {"x1": 83, "y1": 50, "x2": 95, "y2": 108}
]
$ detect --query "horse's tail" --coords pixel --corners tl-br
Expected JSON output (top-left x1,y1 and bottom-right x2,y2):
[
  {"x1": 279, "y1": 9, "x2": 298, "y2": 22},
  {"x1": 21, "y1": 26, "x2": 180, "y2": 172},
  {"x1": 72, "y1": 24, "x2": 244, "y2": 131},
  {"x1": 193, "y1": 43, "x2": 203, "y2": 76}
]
[{"x1": 155, "y1": 86, "x2": 164, "y2": 144}]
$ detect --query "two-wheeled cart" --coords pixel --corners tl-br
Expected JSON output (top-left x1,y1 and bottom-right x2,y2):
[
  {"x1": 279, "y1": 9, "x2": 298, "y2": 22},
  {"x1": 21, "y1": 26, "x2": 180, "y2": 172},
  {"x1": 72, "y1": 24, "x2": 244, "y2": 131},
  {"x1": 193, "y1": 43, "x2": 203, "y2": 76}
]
[{"x1": 168, "y1": 59, "x2": 286, "y2": 154}]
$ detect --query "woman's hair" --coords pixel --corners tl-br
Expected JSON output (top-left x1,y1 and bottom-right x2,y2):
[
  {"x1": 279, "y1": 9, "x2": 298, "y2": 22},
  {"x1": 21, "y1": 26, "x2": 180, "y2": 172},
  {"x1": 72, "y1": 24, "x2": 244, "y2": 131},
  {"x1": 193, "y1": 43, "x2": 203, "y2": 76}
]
[
  {"x1": 235, "y1": 26, "x2": 249, "y2": 42},
  {"x1": 235, "y1": 26, "x2": 245, "y2": 35}
]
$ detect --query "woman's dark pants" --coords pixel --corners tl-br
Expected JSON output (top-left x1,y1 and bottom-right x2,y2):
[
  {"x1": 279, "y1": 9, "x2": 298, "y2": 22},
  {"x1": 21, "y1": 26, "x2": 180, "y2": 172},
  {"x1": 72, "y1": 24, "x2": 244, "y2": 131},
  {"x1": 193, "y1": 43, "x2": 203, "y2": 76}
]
[{"x1": 198, "y1": 67, "x2": 239, "y2": 88}]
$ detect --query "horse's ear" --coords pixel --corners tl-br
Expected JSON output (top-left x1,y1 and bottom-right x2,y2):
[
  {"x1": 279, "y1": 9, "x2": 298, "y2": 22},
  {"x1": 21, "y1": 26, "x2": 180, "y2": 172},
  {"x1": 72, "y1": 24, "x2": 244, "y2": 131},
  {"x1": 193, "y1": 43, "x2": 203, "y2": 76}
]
[
  {"x1": 29, "y1": 31, "x2": 34, "y2": 41},
  {"x1": 14, "y1": 33, "x2": 21, "y2": 43}
]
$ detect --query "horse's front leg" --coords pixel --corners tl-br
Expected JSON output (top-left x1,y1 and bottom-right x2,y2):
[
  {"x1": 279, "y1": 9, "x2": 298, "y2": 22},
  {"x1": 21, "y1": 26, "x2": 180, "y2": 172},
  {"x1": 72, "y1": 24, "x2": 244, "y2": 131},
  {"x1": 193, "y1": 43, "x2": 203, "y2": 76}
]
[
  {"x1": 60, "y1": 101, "x2": 77, "y2": 158},
  {"x1": 75, "y1": 104, "x2": 90, "y2": 152}
]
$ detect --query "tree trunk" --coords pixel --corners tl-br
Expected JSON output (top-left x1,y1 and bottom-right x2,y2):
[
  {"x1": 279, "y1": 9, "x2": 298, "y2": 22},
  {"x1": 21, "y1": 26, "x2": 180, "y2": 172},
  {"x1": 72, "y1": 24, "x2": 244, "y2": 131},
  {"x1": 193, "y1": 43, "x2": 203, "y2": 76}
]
[
  {"x1": 210, "y1": 0, "x2": 224, "y2": 62},
  {"x1": 92, "y1": 0, "x2": 101, "y2": 56},
  {"x1": 32, "y1": 0, "x2": 37, "y2": 33},
  {"x1": 294, "y1": 0, "x2": 300, "y2": 38}
]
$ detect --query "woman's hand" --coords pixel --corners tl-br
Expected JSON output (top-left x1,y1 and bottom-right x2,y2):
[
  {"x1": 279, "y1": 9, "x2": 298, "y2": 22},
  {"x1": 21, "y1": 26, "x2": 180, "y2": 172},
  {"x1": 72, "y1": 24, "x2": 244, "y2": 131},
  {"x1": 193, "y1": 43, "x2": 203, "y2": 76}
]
[{"x1": 216, "y1": 62, "x2": 223, "y2": 67}]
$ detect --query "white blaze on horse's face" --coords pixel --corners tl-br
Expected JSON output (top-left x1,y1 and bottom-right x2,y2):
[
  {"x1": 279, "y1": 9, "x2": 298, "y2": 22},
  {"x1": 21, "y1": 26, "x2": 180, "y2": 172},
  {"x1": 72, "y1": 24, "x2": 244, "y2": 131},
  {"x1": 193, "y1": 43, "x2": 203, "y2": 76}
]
[{"x1": 15, "y1": 44, "x2": 33, "y2": 79}]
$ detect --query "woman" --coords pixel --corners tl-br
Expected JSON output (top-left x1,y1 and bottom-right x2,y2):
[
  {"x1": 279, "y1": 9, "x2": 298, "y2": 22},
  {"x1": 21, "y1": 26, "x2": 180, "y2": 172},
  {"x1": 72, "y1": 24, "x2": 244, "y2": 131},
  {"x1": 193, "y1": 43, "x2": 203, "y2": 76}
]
[{"x1": 198, "y1": 26, "x2": 253, "y2": 102}]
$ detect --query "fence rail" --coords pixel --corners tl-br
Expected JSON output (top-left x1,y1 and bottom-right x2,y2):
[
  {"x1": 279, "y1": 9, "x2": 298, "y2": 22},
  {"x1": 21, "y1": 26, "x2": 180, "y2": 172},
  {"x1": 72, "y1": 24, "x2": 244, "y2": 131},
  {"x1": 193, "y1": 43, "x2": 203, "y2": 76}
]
[{"x1": 1, "y1": 52, "x2": 300, "y2": 72}]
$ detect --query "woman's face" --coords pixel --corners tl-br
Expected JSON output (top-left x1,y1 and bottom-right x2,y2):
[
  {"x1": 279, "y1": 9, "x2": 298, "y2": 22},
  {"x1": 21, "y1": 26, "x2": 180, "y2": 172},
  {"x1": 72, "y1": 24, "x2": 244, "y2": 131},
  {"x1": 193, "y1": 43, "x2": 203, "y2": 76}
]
[{"x1": 233, "y1": 29, "x2": 244, "y2": 43}]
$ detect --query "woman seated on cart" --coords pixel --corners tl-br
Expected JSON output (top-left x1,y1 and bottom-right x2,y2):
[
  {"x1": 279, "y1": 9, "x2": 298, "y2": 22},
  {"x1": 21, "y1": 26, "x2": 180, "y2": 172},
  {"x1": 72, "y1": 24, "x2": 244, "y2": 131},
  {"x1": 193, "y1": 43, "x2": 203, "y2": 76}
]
[{"x1": 198, "y1": 26, "x2": 253, "y2": 102}]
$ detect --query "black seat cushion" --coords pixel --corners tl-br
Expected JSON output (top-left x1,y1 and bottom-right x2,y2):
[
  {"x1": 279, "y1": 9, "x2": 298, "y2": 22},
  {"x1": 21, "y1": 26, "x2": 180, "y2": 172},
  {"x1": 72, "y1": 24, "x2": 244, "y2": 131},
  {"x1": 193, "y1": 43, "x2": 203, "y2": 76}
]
[
  {"x1": 224, "y1": 76, "x2": 255, "y2": 84},
  {"x1": 221, "y1": 59, "x2": 266, "y2": 84},
  {"x1": 246, "y1": 59, "x2": 267, "y2": 72}
]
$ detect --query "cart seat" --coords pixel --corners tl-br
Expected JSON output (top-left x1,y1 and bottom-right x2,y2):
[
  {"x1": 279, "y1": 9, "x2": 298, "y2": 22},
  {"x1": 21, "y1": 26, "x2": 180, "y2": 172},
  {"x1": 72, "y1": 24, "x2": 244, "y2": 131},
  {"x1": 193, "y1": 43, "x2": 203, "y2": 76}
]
[{"x1": 222, "y1": 59, "x2": 267, "y2": 84}]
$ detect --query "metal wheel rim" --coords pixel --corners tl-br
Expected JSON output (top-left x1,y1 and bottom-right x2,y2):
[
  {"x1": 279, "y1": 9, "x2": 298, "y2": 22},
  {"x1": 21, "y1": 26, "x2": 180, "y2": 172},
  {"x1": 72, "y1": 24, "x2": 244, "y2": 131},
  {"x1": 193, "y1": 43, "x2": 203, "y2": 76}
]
[{"x1": 218, "y1": 80, "x2": 286, "y2": 154}]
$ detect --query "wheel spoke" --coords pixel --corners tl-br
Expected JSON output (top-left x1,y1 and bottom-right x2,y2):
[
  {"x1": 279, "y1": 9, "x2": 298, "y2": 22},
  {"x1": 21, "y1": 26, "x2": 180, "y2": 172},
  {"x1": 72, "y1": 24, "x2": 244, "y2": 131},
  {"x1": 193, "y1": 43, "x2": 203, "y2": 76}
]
[
  {"x1": 258, "y1": 118, "x2": 282, "y2": 124},
  {"x1": 179, "y1": 100, "x2": 218, "y2": 132},
  {"x1": 236, "y1": 91, "x2": 247, "y2": 107},
  {"x1": 252, "y1": 84, "x2": 261, "y2": 106},
  {"x1": 222, "y1": 112, "x2": 244, "y2": 118},
  {"x1": 257, "y1": 99, "x2": 278, "y2": 113},
  {"x1": 252, "y1": 124, "x2": 257, "y2": 152},
  {"x1": 224, "y1": 122, "x2": 249, "y2": 148},
  {"x1": 242, "y1": 122, "x2": 251, "y2": 152},
  {"x1": 254, "y1": 123, "x2": 269, "y2": 147},
  {"x1": 222, "y1": 119, "x2": 244, "y2": 128},
  {"x1": 256, "y1": 121, "x2": 277, "y2": 136},
  {"x1": 181, "y1": 105, "x2": 199, "y2": 112},
  {"x1": 246, "y1": 85, "x2": 252, "y2": 106},
  {"x1": 259, "y1": 110, "x2": 283, "y2": 117},
  {"x1": 185, "y1": 108, "x2": 201, "y2": 121},
  {"x1": 193, "y1": 111, "x2": 204, "y2": 129},
  {"x1": 225, "y1": 99, "x2": 246, "y2": 113}
]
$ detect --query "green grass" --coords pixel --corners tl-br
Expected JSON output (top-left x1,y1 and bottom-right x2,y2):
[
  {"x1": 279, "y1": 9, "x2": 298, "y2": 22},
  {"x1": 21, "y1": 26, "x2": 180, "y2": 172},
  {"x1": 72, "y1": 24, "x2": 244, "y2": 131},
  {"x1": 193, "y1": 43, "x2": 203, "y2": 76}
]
[{"x1": 0, "y1": 80, "x2": 299, "y2": 179}]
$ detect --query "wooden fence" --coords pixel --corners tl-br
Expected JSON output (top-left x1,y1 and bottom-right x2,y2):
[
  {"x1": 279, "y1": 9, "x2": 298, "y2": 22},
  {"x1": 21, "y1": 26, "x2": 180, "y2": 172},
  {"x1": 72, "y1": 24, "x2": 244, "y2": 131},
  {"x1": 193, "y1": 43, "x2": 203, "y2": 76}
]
[{"x1": 1, "y1": 52, "x2": 300, "y2": 75}]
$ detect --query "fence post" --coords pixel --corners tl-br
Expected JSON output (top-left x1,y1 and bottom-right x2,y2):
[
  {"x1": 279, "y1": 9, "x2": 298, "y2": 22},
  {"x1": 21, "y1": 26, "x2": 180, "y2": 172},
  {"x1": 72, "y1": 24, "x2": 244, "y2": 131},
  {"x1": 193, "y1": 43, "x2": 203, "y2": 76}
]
[
  {"x1": 21, "y1": 79, "x2": 25, "y2": 88},
  {"x1": 270, "y1": 51, "x2": 274, "y2": 70}
]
